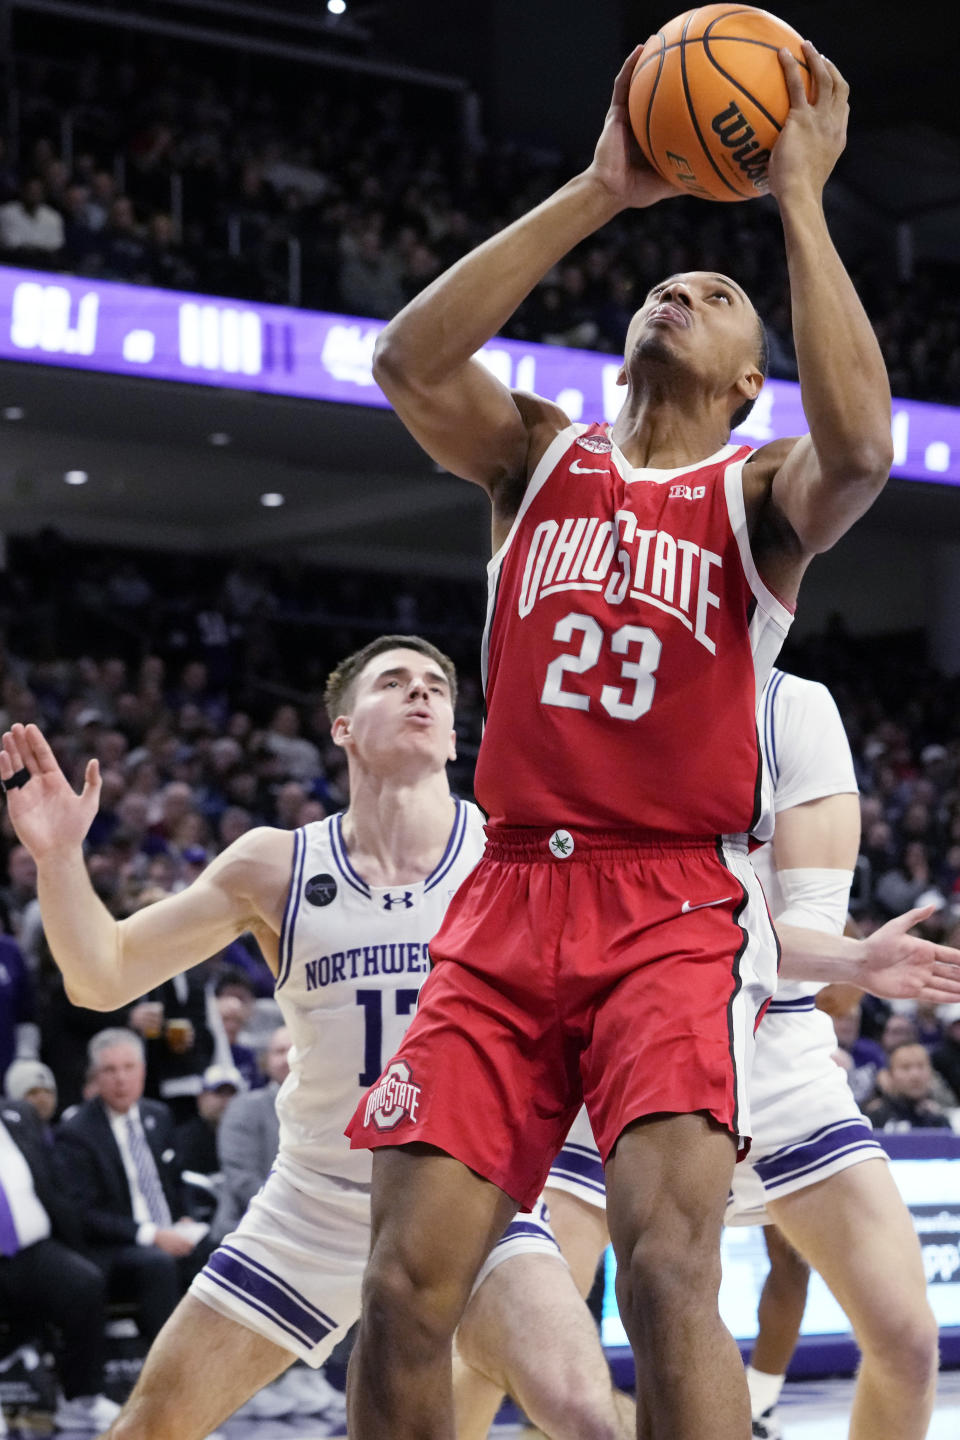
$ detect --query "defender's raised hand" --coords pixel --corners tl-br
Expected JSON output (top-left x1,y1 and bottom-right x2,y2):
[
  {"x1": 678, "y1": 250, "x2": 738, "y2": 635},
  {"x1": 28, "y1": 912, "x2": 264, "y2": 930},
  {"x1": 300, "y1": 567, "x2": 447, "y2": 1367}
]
[
  {"x1": 0, "y1": 722, "x2": 101, "y2": 859},
  {"x1": 587, "y1": 46, "x2": 677, "y2": 210},
  {"x1": 767, "y1": 40, "x2": 849, "y2": 202},
  {"x1": 857, "y1": 905, "x2": 960, "y2": 1006}
]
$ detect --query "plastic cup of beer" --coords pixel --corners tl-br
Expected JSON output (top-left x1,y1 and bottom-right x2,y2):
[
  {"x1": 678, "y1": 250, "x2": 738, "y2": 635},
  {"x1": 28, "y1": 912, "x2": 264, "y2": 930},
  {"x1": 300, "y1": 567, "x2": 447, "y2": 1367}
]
[{"x1": 165, "y1": 1018, "x2": 193, "y2": 1054}]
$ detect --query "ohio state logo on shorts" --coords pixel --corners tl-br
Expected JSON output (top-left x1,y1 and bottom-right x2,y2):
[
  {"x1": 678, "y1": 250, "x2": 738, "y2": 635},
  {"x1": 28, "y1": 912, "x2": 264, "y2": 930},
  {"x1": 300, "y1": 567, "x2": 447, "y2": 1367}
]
[
  {"x1": 576, "y1": 434, "x2": 612, "y2": 454},
  {"x1": 363, "y1": 1059, "x2": 423, "y2": 1132}
]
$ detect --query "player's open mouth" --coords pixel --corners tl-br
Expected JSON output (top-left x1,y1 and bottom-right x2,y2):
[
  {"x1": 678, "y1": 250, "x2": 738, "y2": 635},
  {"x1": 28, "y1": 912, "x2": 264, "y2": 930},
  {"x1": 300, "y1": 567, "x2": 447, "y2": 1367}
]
[
  {"x1": 649, "y1": 303, "x2": 689, "y2": 328},
  {"x1": 405, "y1": 709, "x2": 433, "y2": 722}
]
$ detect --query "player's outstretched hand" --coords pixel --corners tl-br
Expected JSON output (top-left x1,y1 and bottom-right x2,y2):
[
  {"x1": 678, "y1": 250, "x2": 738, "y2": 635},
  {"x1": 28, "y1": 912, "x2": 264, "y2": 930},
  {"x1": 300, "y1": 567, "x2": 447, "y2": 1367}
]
[
  {"x1": 858, "y1": 905, "x2": 960, "y2": 1005},
  {"x1": 0, "y1": 722, "x2": 101, "y2": 861},
  {"x1": 767, "y1": 40, "x2": 849, "y2": 203},
  {"x1": 586, "y1": 46, "x2": 677, "y2": 210}
]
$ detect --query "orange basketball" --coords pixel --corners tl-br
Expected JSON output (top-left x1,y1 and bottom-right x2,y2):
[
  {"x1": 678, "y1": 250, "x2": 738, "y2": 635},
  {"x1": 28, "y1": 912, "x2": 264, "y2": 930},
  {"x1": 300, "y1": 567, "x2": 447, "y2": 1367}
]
[{"x1": 628, "y1": 5, "x2": 813, "y2": 202}]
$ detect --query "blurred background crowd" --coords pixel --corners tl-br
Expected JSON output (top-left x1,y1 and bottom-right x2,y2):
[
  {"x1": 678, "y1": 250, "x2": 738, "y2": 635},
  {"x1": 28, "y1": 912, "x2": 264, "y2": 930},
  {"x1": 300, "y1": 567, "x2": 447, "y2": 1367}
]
[{"x1": 2, "y1": 25, "x2": 959, "y2": 404}]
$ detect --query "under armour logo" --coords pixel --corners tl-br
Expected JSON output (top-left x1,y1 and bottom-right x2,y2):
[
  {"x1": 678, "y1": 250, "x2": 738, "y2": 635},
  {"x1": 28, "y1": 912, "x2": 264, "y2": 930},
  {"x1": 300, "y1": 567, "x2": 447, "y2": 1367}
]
[{"x1": 382, "y1": 891, "x2": 414, "y2": 910}]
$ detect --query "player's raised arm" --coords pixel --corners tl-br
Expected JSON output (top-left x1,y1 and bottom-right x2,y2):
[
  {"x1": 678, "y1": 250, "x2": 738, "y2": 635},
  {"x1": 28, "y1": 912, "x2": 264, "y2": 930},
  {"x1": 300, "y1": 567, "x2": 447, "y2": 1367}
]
[
  {"x1": 749, "y1": 43, "x2": 892, "y2": 592},
  {"x1": 0, "y1": 722, "x2": 290, "y2": 1011},
  {"x1": 372, "y1": 46, "x2": 676, "y2": 502}
]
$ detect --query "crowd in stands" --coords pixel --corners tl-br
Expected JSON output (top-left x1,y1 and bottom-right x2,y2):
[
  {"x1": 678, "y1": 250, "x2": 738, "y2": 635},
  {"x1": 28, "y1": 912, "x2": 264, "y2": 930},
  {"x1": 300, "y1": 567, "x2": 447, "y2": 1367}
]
[{"x1": 2, "y1": 32, "x2": 960, "y2": 404}]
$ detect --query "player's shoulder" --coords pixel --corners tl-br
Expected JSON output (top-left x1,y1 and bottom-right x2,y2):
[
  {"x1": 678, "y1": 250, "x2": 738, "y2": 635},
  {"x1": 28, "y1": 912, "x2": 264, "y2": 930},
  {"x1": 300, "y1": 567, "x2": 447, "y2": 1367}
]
[
  {"x1": 511, "y1": 392, "x2": 573, "y2": 475},
  {"x1": 510, "y1": 390, "x2": 572, "y2": 439},
  {"x1": 203, "y1": 825, "x2": 305, "y2": 912}
]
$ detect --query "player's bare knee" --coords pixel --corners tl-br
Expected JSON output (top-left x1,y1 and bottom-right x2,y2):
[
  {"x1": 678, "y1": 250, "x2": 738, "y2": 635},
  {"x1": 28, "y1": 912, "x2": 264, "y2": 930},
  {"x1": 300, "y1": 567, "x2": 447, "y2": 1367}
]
[
  {"x1": 616, "y1": 1227, "x2": 721, "y2": 1326},
  {"x1": 539, "y1": 1379, "x2": 624, "y2": 1440},
  {"x1": 361, "y1": 1251, "x2": 461, "y2": 1360},
  {"x1": 858, "y1": 1301, "x2": 939, "y2": 1389}
]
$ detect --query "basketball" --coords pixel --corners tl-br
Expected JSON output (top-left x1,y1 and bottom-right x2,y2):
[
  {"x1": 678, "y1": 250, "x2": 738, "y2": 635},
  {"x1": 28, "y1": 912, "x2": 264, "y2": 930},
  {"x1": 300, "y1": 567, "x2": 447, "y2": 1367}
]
[{"x1": 628, "y1": 5, "x2": 813, "y2": 202}]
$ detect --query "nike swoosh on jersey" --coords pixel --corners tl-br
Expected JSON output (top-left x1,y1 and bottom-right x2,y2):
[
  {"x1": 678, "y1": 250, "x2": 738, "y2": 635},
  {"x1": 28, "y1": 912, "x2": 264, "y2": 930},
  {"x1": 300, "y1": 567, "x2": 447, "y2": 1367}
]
[
  {"x1": 681, "y1": 896, "x2": 735, "y2": 913},
  {"x1": 569, "y1": 457, "x2": 608, "y2": 474}
]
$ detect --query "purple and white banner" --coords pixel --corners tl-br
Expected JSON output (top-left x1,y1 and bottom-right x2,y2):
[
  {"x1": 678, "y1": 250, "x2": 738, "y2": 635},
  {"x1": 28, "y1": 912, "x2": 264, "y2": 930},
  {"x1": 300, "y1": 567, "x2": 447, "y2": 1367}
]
[{"x1": 1, "y1": 264, "x2": 958, "y2": 487}]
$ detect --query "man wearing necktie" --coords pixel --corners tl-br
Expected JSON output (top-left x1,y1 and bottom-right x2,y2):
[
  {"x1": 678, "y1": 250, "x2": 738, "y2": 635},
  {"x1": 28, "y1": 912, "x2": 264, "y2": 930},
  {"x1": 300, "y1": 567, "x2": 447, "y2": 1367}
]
[
  {"x1": 54, "y1": 1028, "x2": 215, "y2": 1343},
  {"x1": 0, "y1": 1099, "x2": 120, "y2": 1431}
]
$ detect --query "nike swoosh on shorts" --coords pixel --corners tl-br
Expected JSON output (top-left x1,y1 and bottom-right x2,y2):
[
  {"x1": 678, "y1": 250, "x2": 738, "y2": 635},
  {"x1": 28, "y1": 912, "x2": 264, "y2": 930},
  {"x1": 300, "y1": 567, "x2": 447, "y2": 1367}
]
[{"x1": 681, "y1": 896, "x2": 735, "y2": 913}]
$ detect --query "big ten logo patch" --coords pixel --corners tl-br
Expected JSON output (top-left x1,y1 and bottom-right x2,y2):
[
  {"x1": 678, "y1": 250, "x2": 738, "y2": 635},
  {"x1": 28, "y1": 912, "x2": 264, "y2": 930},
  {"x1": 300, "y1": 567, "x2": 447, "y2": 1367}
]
[
  {"x1": 669, "y1": 483, "x2": 705, "y2": 501},
  {"x1": 363, "y1": 1059, "x2": 423, "y2": 1131}
]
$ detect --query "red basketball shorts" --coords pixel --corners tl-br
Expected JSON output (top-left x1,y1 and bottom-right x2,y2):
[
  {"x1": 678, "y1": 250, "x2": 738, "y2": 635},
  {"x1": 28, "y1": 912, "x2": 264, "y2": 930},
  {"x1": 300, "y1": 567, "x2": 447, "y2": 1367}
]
[{"x1": 346, "y1": 827, "x2": 779, "y2": 1210}]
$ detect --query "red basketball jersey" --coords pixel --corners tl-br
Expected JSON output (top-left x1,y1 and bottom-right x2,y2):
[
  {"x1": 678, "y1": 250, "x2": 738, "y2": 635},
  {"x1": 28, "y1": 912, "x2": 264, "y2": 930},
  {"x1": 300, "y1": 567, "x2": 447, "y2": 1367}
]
[{"x1": 476, "y1": 423, "x2": 794, "y2": 838}]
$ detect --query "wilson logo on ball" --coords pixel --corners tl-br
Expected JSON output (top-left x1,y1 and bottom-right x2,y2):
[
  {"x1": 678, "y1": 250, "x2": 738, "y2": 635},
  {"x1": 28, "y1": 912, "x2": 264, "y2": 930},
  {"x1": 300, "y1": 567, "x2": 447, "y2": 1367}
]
[{"x1": 711, "y1": 102, "x2": 771, "y2": 191}]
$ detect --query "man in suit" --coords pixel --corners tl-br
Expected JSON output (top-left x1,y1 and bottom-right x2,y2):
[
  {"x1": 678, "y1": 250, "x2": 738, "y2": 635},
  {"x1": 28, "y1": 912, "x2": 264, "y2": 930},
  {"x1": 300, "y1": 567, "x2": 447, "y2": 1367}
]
[
  {"x1": 55, "y1": 1028, "x2": 215, "y2": 1343},
  {"x1": 212, "y1": 1025, "x2": 290, "y2": 1241},
  {"x1": 0, "y1": 1098, "x2": 120, "y2": 1431}
]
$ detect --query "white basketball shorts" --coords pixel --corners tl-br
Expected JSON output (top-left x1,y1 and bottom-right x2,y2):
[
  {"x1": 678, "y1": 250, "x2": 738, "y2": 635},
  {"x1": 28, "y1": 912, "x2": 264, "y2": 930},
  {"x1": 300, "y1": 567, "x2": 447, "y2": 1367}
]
[
  {"x1": 726, "y1": 998, "x2": 885, "y2": 1224},
  {"x1": 190, "y1": 1160, "x2": 370, "y2": 1367},
  {"x1": 473, "y1": 1197, "x2": 562, "y2": 1290},
  {"x1": 546, "y1": 1106, "x2": 605, "y2": 1209}
]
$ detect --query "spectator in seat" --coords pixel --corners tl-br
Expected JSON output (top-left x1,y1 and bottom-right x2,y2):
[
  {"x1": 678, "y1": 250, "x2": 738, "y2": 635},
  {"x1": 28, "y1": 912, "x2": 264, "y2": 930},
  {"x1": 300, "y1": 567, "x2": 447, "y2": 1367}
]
[
  {"x1": 0, "y1": 176, "x2": 64, "y2": 257},
  {"x1": 212, "y1": 1026, "x2": 290, "y2": 1240},
  {"x1": 264, "y1": 703, "x2": 322, "y2": 782},
  {"x1": 932, "y1": 1003, "x2": 960, "y2": 1101},
  {"x1": 4, "y1": 1060, "x2": 57, "y2": 1132},
  {"x1": 55, "y1": 1028, "x2": 215, "y2": 1344},
  {"x1": 0, "y1": 930, "x2": 37, "y2": 1083},
  {"x1": 126, "y1": 895, "x2": 217, "y2": 1124},
  {"x1": 0, "y1": 1099, "x2": 120, "y2": 1432},
  {"x1": 881, "y1": 1009, "x2": 957, "y2": 1108},
  {"x1": 175, "y1": 1062, "x2": 245, "y2": 1180},
  {"x1": 100, "y1": 196, "x2": 148, "y2": 280},
  {"x1": 1, "y1": 844, "x2": 38, "y2": 938},
  {"x1": 338, "y1": 226, "x2": 405, "y2": 319},
  {"x1": 865, "y1": 1043, "x2": 955, "y2": 1131},
  {"x1": 833, "y1": 1005, "x2": 888, "y2": 1106},
  {"x1": 213, "y1": 969, "x2": 263, "y2": 1089}
]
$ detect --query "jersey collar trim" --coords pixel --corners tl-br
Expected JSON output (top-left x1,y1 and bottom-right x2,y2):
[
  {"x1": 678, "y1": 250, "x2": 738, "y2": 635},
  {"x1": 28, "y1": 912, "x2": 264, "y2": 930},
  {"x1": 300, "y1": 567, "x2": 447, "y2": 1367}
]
[
  {"x1": 331, "y1": 814, "x2": 372, "y2": 898},
  {"x1": 610, "y1": 440, "x2": 741, "y2": 484},
  {"x1": 330, "y1": 797, "x2": 464, "y2": 898},
  {"x1": 424, "y1": 798, "x2": 466, "y2": 892}
]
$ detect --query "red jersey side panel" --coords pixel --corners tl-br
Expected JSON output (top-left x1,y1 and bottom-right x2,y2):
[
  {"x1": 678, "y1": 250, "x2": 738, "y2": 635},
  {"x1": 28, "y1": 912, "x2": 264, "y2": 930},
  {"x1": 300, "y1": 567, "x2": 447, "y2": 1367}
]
[{"x1": 476, "y1": 423, "x2": 793, "y2": 837}]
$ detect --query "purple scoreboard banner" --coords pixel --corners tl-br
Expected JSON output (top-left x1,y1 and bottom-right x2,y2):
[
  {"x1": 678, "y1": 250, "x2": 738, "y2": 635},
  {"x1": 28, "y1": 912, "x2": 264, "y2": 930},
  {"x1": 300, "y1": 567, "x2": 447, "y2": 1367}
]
[{"x1": 2, "y1": 264, "x2": 959, "y2": 487}]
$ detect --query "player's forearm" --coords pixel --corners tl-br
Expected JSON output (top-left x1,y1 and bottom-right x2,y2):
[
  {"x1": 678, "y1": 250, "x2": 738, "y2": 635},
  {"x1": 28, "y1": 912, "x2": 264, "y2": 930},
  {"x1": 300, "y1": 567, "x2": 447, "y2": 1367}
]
[
  {"x1": 36, "y1": 853, "x2": 132, "y2": 1009},
  {"x1": 36, "y1": 853, "x2": 150, "y2": 1010},
  {"x1": 779, "y1": 191, "x2": 892, "y2": 485},
  {"x1": 374, "y1": 173, "x2": 621, "y2": 387},
  {"x1": 777, "y1": 922, "x2": 868, "y2": 985}
]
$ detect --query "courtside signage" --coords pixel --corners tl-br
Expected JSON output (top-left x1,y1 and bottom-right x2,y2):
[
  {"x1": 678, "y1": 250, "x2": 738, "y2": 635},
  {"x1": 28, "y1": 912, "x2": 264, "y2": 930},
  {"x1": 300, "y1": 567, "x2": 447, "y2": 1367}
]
[{"x1": 1, "y1": 264, "x2": 957, "y2": 487}]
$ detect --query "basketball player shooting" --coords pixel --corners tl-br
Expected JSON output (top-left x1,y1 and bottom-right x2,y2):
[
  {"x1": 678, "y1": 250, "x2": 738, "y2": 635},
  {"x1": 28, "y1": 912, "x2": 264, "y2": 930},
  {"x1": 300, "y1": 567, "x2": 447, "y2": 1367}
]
[
  {"x1": 342, "y1": 40, "x2": 914, "y2": 1440},
  {"x1": 452, "y1": 670, "x2": 938, "y2": 1440}
]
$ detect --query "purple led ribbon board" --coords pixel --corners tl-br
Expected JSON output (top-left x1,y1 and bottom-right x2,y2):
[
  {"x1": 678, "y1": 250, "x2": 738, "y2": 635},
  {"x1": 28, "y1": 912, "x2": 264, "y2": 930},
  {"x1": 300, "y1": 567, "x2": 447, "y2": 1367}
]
[{"x1": 1, "y1": 264, "x2": 958, "y2": 487}]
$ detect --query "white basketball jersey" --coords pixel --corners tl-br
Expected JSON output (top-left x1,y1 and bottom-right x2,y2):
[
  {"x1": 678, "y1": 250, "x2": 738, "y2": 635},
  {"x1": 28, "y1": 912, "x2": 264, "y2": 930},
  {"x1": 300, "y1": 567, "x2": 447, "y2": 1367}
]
[
  {"x1": 273, "y1": 799, "x2": 486, "y2": 1191},
  {"x1": 753, "y1": 668, "x2": 858, "y2": 1003}
]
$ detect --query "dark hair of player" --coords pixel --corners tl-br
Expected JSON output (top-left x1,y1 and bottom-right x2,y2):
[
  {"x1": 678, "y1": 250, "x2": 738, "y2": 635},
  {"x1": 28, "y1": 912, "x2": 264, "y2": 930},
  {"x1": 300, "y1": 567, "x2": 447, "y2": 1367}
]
[{"x1": 324, "y1": 635, "x2": 458, "y2": 724}]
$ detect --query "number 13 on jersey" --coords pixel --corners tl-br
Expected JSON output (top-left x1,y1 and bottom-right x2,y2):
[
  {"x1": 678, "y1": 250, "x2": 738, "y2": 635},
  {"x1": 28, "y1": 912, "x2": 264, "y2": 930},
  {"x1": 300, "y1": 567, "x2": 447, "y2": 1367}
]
[{"x1": 542, "y1": 611, "x2": 662, "y2": 720}]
